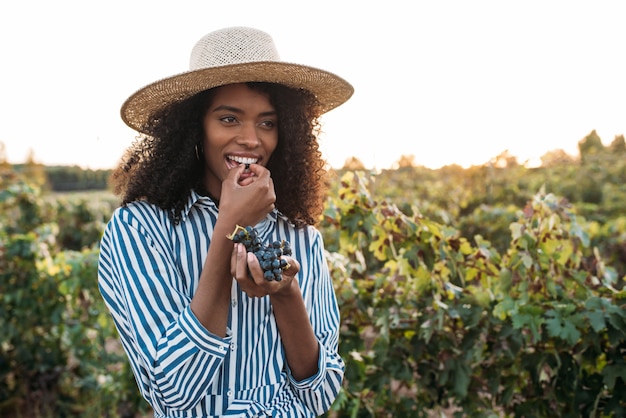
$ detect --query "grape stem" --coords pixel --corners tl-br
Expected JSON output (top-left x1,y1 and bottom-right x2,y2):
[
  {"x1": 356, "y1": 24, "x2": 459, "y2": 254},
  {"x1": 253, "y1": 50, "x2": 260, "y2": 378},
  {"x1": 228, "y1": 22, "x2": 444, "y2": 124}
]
[{"x1": 226, "y1": 224, "x2": 247, "y2": 240}]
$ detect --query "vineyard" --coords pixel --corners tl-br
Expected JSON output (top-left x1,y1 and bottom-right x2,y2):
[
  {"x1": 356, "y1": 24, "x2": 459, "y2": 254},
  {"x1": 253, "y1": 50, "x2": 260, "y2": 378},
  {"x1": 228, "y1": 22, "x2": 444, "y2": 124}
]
[{"x1": 1, "y1": 131, "x2": 625, "y2": 417}]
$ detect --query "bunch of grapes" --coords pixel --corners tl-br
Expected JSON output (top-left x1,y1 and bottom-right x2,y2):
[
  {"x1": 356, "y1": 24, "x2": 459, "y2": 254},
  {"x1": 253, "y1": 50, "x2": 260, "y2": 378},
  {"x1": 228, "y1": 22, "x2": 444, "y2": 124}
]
[{"x1": 227, "y1": 225, "x2": 292, "y2": 281}]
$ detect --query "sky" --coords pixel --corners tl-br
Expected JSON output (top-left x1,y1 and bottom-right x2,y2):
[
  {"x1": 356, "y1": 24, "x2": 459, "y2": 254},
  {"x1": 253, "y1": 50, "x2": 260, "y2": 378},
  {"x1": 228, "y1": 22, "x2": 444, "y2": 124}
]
[{"x1": 1, "y1": 0, "x2": 625, "y2": 171}]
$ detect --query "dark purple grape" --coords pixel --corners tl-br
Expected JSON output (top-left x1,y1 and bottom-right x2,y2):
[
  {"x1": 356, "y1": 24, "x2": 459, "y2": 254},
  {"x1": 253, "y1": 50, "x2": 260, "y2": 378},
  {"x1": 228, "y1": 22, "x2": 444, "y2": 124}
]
[{"x1": 227, "y1": 225, "x2": 292, "y2": 281}]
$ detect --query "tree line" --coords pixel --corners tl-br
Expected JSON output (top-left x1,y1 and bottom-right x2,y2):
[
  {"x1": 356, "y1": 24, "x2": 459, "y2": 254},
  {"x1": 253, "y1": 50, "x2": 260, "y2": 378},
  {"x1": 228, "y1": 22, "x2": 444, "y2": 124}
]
[{"x1": 2, "y1": 129, "x2": 625, "y2": 194}]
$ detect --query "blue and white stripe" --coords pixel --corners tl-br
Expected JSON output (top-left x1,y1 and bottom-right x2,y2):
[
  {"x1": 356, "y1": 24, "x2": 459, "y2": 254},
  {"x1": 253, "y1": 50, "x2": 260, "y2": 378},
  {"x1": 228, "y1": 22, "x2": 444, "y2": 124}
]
[{"x1": 98, "y1": 190, "x2": 344, "y2": 417}]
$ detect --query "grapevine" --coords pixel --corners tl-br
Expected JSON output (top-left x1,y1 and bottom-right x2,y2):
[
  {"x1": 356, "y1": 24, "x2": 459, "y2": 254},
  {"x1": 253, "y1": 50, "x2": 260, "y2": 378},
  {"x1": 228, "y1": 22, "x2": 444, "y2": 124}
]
[{"x1": 227, "y1": 225, "x2": 292, "y2": 281}]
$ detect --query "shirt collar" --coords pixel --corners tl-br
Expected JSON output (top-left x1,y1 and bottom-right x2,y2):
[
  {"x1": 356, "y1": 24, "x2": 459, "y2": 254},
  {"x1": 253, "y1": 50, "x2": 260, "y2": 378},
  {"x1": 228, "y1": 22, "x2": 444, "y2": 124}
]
[
  {"x1": 180, "y1": 189, "x2": 217, "y2": 221},
  {"x1": 181, "y1": 189, "x2": 281, "y2": 225}
]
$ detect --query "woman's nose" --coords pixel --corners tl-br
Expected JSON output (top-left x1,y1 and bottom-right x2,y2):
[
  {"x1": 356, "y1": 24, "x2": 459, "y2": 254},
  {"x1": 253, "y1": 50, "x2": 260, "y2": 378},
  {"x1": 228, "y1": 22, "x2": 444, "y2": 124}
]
[{"x1": 237, "y1": 123, "x2": 260, "y2": 147}]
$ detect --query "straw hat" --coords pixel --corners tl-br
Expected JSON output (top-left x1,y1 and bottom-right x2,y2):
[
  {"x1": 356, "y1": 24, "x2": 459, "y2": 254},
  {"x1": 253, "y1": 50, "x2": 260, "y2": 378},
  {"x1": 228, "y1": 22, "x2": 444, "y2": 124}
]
[{"x1": 121, "y1": 26, "x2": 354, "y2": 134}]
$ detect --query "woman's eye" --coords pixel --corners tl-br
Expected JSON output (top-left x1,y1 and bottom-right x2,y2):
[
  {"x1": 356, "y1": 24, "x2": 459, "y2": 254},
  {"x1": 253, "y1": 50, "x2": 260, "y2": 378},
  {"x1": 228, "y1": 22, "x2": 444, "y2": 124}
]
[
  {"x1": 259, "y1": 120, "x2": 276, "y2": 128},
  {"x1": 220, "y1": 116, "x2": 237, "y2": 123}
]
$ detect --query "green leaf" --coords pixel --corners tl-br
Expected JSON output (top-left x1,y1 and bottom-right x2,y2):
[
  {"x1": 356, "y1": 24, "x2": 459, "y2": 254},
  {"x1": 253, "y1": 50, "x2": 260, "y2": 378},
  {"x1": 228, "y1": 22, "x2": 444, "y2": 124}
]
[
  {"x1": 510, "y1": 222, "x2": 523, "y2": 240},
  {"x1": 511, "y1": 312, "x2": 531, "y2": 329},
  {"x1": 587, "y1": 311, "x2": 606, "y2": 333},
  {"x1": 602, "y1": 363, "x2": 626, "y2": 390},
  {"x1": 499, "y1": 268, "x2": 512, "y2": 293},
  {"x1": 545, "y1": 309, "x2": 581, "y2": 345},
  {"x1": 452, "y1": 361, "x2": 471, "y2": 398},
  {"x1": 512, "y1": 311, "x2": 544, "y2": 342},
  {"x1": 521, "y1": 252, "x2": 533, "y2": 269},
  {"x1": 607, "y1": 310, "x2": 626, "y2": 335}
]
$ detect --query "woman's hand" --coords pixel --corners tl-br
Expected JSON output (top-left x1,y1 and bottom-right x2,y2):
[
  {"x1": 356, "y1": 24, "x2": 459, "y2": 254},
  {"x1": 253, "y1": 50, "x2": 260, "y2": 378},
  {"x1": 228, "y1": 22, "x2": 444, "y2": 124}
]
[
  {"x1": 230, "y1": 243, "x2": 301, "y2": 298},
  {"x1": 219, "y1": 164, "x2": 276, "y2": 227}
]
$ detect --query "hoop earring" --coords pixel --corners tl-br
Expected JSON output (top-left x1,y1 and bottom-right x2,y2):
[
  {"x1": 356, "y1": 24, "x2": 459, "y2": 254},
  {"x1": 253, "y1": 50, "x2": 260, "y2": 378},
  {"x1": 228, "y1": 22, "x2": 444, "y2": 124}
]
[{"x1": 195, "y1": 144, "x2": 203, "y2": 161}]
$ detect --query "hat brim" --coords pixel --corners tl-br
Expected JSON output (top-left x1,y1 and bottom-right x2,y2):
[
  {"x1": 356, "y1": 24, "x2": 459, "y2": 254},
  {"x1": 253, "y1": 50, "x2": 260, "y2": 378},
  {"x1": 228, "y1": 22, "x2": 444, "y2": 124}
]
[{"x1": 120, "y1": 61, "x2": 354, "y2": 134}]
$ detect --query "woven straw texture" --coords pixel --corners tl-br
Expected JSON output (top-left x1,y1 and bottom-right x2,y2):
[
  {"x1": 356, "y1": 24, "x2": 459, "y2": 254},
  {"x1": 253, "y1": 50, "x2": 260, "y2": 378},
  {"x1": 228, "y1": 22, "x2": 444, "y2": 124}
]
[{"x1": 121, "y1": 27, "x2": 353, "y2": 134}]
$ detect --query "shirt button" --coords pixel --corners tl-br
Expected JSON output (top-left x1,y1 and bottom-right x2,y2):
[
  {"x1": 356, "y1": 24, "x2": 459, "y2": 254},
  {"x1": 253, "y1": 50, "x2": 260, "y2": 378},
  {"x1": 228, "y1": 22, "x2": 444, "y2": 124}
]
[
  {"x1": 227, "y1": 390, "x2": 233, "y2": 397},
  {"x1": 230, "y1": 342, "x2": 236, "y2": 351},
  {"x1": 232, "y1": 299, "x2": 237, "y2": 307},
  {"x1": 219, "y1": 345, "x2": 226, "y2": 351}
]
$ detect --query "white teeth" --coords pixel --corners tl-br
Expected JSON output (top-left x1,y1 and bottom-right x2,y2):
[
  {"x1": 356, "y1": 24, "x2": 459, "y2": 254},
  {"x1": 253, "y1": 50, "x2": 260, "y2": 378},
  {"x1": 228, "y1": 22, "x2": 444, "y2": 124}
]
[{"x1": 228, "y1": 156, "x2": 257, "y2": 164}]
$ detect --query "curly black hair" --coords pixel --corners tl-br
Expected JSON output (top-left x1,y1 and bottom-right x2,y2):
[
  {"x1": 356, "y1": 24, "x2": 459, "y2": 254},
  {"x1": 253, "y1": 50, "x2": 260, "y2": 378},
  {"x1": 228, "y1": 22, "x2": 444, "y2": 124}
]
[{"x1": 110, "y1": 82, "x2": 328, "y2": 228}]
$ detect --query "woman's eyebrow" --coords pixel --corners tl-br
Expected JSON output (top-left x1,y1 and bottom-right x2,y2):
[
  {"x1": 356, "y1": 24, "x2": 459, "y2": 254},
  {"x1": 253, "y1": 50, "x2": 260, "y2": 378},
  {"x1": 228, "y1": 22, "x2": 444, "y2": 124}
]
[
  {"x1": 212, "y1": 104, "x2": 242, "y2": 113},
  {"x1": 212, "y1": 105, "x2": 277, "y2": 117}
]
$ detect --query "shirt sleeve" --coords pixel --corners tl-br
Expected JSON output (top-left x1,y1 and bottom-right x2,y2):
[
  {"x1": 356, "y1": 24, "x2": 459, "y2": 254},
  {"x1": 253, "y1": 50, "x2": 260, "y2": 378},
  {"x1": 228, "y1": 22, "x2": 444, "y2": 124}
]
[
  {"x1": 286, "y1": 227, "x2": 345, "y2": 415},
  {"x1": 97, "y1": 206, "x2": 231, "y2": 412}
]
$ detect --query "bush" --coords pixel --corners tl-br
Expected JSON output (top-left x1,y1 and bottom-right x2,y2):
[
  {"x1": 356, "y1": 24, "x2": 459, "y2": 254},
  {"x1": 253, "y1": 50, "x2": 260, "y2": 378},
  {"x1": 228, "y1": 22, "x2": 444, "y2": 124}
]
[
  {"x1": 2, "y1": 167, "x2": 625, "y2": 417},
  {"x1": 321, "y1": 171, "x2": 626, "y2": 417},
  {"x1": 0, "y1": 181, "x2": 147, "y2": 417}
]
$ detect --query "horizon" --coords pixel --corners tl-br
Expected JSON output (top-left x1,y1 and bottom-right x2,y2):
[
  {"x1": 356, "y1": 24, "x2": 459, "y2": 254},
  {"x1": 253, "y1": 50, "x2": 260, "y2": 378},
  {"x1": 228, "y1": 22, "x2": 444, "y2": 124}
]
[{"x1": 5, "y1": 128, "x2": 618, "y2": 172}]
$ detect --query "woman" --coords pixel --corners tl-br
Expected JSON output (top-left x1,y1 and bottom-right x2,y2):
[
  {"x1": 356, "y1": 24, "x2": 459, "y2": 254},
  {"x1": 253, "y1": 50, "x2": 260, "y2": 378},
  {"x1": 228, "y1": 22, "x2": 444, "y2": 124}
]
[{"x1": 97, "y1": 26, "x2": 353, "y2": 417}]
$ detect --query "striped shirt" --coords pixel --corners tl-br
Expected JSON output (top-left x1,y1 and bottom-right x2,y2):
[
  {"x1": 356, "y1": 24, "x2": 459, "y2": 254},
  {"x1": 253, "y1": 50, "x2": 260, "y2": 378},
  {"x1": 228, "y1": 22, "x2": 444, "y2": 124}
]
[{"x1": 97, "y1": 190, "x2": 344, "y2": 417}]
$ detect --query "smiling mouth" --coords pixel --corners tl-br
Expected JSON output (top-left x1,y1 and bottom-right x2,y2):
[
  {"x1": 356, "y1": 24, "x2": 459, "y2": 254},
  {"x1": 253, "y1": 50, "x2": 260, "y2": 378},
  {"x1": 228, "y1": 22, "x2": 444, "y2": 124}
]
[{"x1": 227, "y1": 155, "x2": 259, "y2": 166}]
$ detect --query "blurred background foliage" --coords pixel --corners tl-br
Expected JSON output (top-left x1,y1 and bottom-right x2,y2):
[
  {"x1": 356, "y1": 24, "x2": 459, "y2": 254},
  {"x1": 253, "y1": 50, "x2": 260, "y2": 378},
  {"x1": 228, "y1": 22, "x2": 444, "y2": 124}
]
[{"x1": 0, "y1": 130, "x2": 624, "y2": 417}]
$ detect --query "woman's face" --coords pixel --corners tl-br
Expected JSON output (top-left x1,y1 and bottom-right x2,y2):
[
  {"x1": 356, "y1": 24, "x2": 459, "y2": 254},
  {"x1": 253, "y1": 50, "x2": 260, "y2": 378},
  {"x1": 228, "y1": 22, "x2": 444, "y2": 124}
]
[{"x1": 201, "y1": 83, "x2": 278, "y2": 197}]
